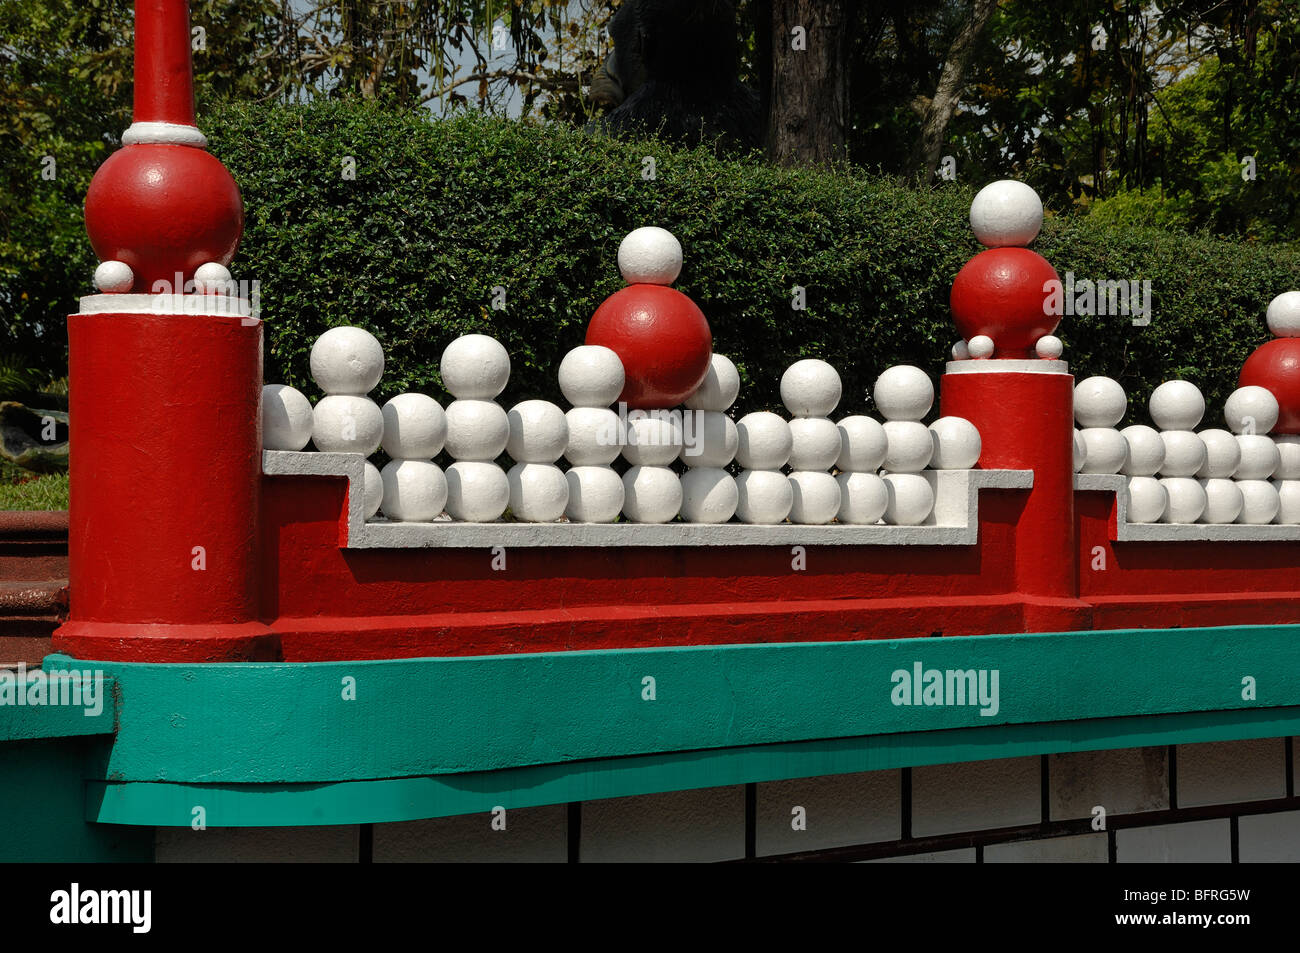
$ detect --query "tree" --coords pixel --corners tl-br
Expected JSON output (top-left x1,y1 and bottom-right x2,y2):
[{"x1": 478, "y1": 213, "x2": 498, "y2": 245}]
[{"x1": 764, "y1": 0, "x2": 855, "y2": 166}]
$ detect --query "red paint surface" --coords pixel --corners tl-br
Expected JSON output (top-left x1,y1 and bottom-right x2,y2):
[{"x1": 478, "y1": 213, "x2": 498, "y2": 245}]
[
  {"x1": 950, "y1": 248, "x2": 1062, "y2": 358},
  {"x1": 132, "y1": 0, "x2": 198, "y2": 125},
  {"x1": 1239, "y1": 337, "x2": 1300, "y2": 433},
  {"x1": 586, "y1": 284, "x2": 712, "y2": 408}
]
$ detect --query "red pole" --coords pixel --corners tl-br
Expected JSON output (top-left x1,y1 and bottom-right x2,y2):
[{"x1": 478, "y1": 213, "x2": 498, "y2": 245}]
[{"x1": 131, "y1": 0, "x2": 198, "y2": 126}]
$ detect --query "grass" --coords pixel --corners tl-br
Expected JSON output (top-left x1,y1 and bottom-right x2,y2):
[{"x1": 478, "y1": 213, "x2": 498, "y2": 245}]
[{"x1": 0, "y1": 472, "x2": 69, "y2": 510}]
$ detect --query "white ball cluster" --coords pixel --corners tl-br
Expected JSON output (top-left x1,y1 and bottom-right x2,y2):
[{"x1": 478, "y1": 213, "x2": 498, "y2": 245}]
[
  {"x1": 780, "y1": 359, "x2": 842, "y2": 524},
  {"x1": 440, "y1": 334, "x2": 511, "y2": 521},
  {"x1": 560, "y1": 345, "x2": 627, "y2": 523},
  {"x1": 680, "y1": 354, "x2": 741, "y2": 524}
]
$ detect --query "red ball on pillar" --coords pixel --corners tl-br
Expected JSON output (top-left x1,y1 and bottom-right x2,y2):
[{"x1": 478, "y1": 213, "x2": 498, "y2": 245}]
[
  {"x1": 950, "y1": 247, "x2": 1062, "y2": 358},
  {"x1": 1240, "y1": 338, "x2": 1300, "y2": 434},
  {"x1": 586, "y1": 284, "x2": 713, "y2": 408}
]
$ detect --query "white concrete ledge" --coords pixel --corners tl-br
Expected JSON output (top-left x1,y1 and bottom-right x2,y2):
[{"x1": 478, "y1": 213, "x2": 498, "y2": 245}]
[
  {"x1": 78, "y1": 294, "x2": 252, "y2": 318},
  {"x1": 263, "y1": 450, "x2": 1032, "y2": 549},
  {"x1": 1074, "y1": 473, "x2": 1300, "y2": 541},
  {"x1": 944, "y1": 359, "x2": 1068, "y2": 375}
]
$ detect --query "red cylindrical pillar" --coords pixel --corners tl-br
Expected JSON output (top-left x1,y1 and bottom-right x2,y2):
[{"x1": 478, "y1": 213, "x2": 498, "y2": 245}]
[{"x1": 132, "y1": 0, "x2": 198, "y2": 125}]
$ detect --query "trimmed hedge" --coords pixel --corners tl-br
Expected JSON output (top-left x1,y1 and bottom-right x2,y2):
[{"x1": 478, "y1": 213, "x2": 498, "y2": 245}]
[{"x1": 200, "y1": 101, "x2": 1299, "y2": 421}]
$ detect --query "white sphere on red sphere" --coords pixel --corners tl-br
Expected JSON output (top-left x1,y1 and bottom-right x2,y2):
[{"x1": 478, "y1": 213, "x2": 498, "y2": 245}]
[
  {"x1": 969, "y1": 179, "x2": 1044, "y2": 248},
  {"x1": 617, "y1": 226, "x2": 683, "y2": 285}
]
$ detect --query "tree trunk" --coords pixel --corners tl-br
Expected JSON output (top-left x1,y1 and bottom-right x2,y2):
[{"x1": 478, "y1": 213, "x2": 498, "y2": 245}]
[
  {"x1": 765, "y1": 0, "x2": 853, "y2": 167},
  {"x1": 908, "y1": 0, "x2": 999, "y2": 182}
]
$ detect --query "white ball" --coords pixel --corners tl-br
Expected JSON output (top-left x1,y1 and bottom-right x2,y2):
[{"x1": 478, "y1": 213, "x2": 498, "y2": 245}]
[
  {"x1": 1149, "y1": 380, "x2": 1205, "y2": 431},
  {"x1": 564, "y1": 466, "x2": 625, "y2": 523},
  {"x1": 381, "y1": 392, "x2": 446, "y2": 459},
  {"x1": 1035, "y1": 335, "x2": 1063, "y2": 359},
  {"x1": 507, "y1": 462, "x2": 568, "y2": 522},
  {"x1": 1119, "y1": 424, "x2": 1164, "y2": 477},
  {"x1": 836, "y1": 472, "x2": 888, "y2": 524},
  {"x1": 1235, "y1": 434, "x2": 1280, "y2": 480},
  {"x1": 1223, "y1": 386, "x2": 1279, "y2": 435},
  {"x1": 506, "y1": 400, "x2": 568, "y2": 464},
  {"x1": 621, "y1": 465, "x2": 683, "y2": 524},
  {"x1": 780, "y1": 359, "x2": 842, "y2": 418},
  {"x1": 564, "y1": 407, "x2": 624, "y2": 465},
  {"x1": 680, "y1": 411, "x2": 737, "y2": 468},
  {"x1": 685, "y1": 354, "x2": 741, "y2": 412},
  {"x1": 193, "y1": 261, "x2": 232, "y2": 294},
  {"x1": 679, "y1": 467, "x2": 738, "y2": 524},
  {"x1": 952, "y1": 340, "x2": 970, "y2": 361},
  {"x1": 445, "y1": 461, "x2": 509, "y2": 522},
  {"x1": 1158, "y1": 430, "x2": 1207, "y2": 478},
  {"x1": 969, "y1": 179, "x2": 1044, "y2": 248},
  {"x1": 1274, "y1": 435, "x2": 1300, "y2": 480},
  {"x1": 362, "y1": 461, "x2": 383, "y2": 520},
  {"x1": 311, "y1": 326, "x2": 385, "y2": 396},
  {"x1": 379, "y1": 459, "x2": 447, "y2": 522},
  {"x1": 1199, "y1": 478, "x2": 1243, "y2": 524},
  {"x1": 617, "y1": 226, "x2": 683, "y2": 285},
  {"x1": 788, "y1": 471, "x2": 841, "y2": 524},
  {"x1": 836, "y1": 416, "x2": 888, "y2": 472},
  {"x1": 262, "y1": 384, "x2": 314, "y2": 451},
  {"x1": 1266, "y1": 291, "x2": 1300, "y2": 338},
  {"x1": 1079, "y1": 428, "x2": 1128, "y2": 474},
  {"x1": 623, "y1": 412, "x2": 684, "y2": 466},
  {"x1": 440, "y1": 334, "x2": 510, "y2": 400},
  {"x1": 1159, "y1": 477, "x2": 1206, "y2": 524},
  {"x1": 788, "y1": 417, "x2": 841, "y2": 471},
  {"x1": 1073, "y1": 430, "x2": 1087, "y2": 473},
  {"x1": 1237, "y1": 480, "x2": 1280, "y2": 525},
  {"x1": 882, "y1": 421, "x2": 933, "y2": 473},
  {"x1": 1125, "y1": 476, "x2": 1167, "y2": 524},
  {"x1": 1074, "y1": 377, "x2": 1126, "y2": 428},
  {"x1": 1197, "y1": 429, "x2": 1241, "y2": 479},
  {"x1": 311, "y1": 395, "x2": 383, "y2": 455},
  {"x1": 93, "y1": 259, "x2": 134, "y2": 293},
  {"x1": 735, "y1": 412, "x2": 793, "y2": 470},
  {"x1": 444, "y1": 399, "x2": 509, "y2": 461},
  {"x1": 1273, "y1": 480, "x2": 1300, "y2": 524},
  {"x1": 558, "y1": 345, "x2": 624, "y2": 408},
  {"x1": 882, "y1": 473, "x2": 935, "y2": 525},
  {"x1": 873, "y1": 365, "x2": 934, "y2": 421},
  {"x1": 734, "y1": 469, "x2": 793, "y2": 524},
  {"x1": 968, "y1": 335, "x2": 995, "y2": 359},
  {"x1": 928, "y1": 417, "x2": 982, "y2": 469}
]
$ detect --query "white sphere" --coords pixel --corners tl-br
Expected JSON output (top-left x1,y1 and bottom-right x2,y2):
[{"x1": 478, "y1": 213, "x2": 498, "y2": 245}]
[
  {"x1": 1158, "y1": 430, "x2": 1207, "y2": 478},
  {"x1": 193, "y1": 261, "x2": 232, "y2": 294},
  {"x1": 311, "y1": 326, "x2": 385, "y2": 396},
  {"x1": 1125, "y1": 476, "x2": 1167, "y2": 524},
  {"x1": 788, "y1": 417, "x2": 841, "y2": 471},
  {"x1": 1074, "y1": 377, "x2": 1126, "y2": 428},
  {"x1": 836, "y1": 416, "x2": 888, "y2": 472},
  {"x1": 440, "y1": 334, "x2": 510, "y2": 400},
  {"x1": 969, "y1": 179, "x2": 1044, "y2": 248},
  {"x1": 564, "y1": 466, "x2": 625, "y2": 523},
  {"x1": 1073, "y1": 430, "x2": 1087, "y2": 473},
  {"x1": 362, "y1": 461, "x2": 383, "y2": 520},
  {"x1": 1235, "y1": 434, "x2": 1280, "y2": 480},
  {"x1": 680, "y1": 411, "x2": 737, "y2": 468},
  {"x1": 1149, "y1": 380, "x2": 1205, "y2": 431},
  {"x1": 507, "y1": 462, "x2": 569, "y2": 522},
  {"x1": 928, "y1": 417, "x2": 981, "y2": 469},
  {"x1": 1237, "y1": 480, "x2": 1281, "y2": 525},
  {"x1": 952, "y1": 340, "x2": 970, "y2": 361},
  {"x1": 836, "y1": 472, "x2": 888, "y2": 524},
  {"x1": 1119, "y1": 425, "x2": 1164, "y2": 477},
  {"x1": 1199, "y1": 478, "x2": 1243, "y2": 525},
  {"x1": 735, "y1": 412, "x2": 793, "y2": 470},
  {"x1": 787, "y1": 471, "x2": 841, "y2": 524},
  {"x1": 444, "y1": 399, "x2": 509, "y2": 461},
  {"x1": 262, "y1": 384, "x2": 314, "y2": 451},
  {"x1": 1266, "y1": 291, "x2": 1300, "y2": 338},
  {"x1": 617, "y1": 226, "x2": 683, "y2": 285},
  {"x1": 621, "y1": 465, "x2": 682, "y2": 524},
  {"x1": 780, "y1": 359, "x2": 841, "y2": 418},
  {"x1": 873, "y1": 365, "x2": 934, "y2": 421},
  {"x1": 311, "y1": 395, "x2": 383, "y2": 455},
  {"x1": 968, "y1": 335, "x2": 995, "y2": 359},
  {"x1": 381, "y1": 392, "x2": 446, "y2": 459},
  {"x1": 506, "y1": 400, "x2": 568, "y2": 464},
  {"x1": 93, "y1": 259, "x2": 134, "y2": 293},
  {"x1": 734, "y1": 469, "x2": 793, "y2": 524},
  {"x1": 1158, "y1": 477, "x2": 1206, "y2": 524},
  {"x1": 445, "y1": 461, "x2": 509, "y2": 522},
  {"x1": 882, "y1": 473, "x2": 935, "y2": 525},
  {"x1": 1079, "y1": 428, "x2": 1128, "y2": 474},
  {"x1": 379, "y1": 459, "x2": 447, "y2": 522},
  {"x1": 685, "y1": 354, "x2": 741, "y2": 412},
  {"x1": 1274, "y1": 435, "x2": 1300, "y2": 480},
  {"x1": 623, "y1": 412, "x2": 684, "y2": 466},
  {"x1": 1035, "y1": 335, "x2": 1063, "y2": 359},
  {"x1": 1273, "y1": 480, "x2": 1300, "y2": 524},
  {"x1": 679, "y1": 467, "x2": 738, "y2": 524},
  {"x1": 882, "y1": 421, "x2": 933, "y2": 473},
  {"x1": 1197, "y1": 429, "x2": 1241, "y2": 479},
  {"x1": 564, "y1": 407, "x2": 624, "y2": 466},
  {"x1": 558, "y1": 345, "x2": 624, "y2": 408},
  {"x1": 1223, "y1": 386, "x2": 1279, "y2": 435}
]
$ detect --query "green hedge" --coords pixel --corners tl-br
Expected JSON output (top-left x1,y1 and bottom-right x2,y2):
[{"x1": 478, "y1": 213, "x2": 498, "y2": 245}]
[{"x1": 66, "y1": 101, "x2": 1300, "y2": 421}]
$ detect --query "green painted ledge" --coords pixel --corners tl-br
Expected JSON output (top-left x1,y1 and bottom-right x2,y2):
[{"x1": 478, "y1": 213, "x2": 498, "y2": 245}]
[{"x1": 0, "y1": 671, "x2": 117, "y2": 742}]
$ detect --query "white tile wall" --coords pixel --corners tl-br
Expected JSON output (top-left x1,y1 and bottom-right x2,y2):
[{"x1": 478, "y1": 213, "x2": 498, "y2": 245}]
[
  {"x1": 1116, "y1": 819, "x2": 1231, "y2": 863},
  {"x1": 867, "y1": 848, "x2": 976, "y2": 863},
  {"x1": 1176, "y1": 738, "x2": 1286, "y2": 807},
  {"x1": 155, "y1": 824, "x2": 359, "y2": 862},
  {"x1": 1049, "y1": 747, "x2": 1168, "y2": 819},
  {"x1": 985, "y1": 833, "x2": 1107, "y2": 863},
  {"x1": 756, "y1": 770, "x2": 900, "y2": 856},
  {"x1": 1238, "y1": 810, "x2": 1300, "y2": 862},
  {"x1": 580, "y1": 785, "x2": 745, "y2": 862},
  {"x1": 911, "y1": 756, "x2": 1041, "y2": 837},
  {"x1": 373, "y1": 805, "x2": 567, "y2": 862}
]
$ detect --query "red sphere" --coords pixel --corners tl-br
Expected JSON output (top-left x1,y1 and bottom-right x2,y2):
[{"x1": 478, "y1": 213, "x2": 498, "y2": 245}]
[
  {"x1": 950, "y1": 247, "x2": 1062, "y2": 357},
  {"x1": 84, "y1": 143, "x2": 244, "y2": 293},
  {"x1": 586, "y1": 284, "x2": 712, "y2": 409},
  {"x1": 1240, "y1": 338, "x2": 1300, "y2": 434}
]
